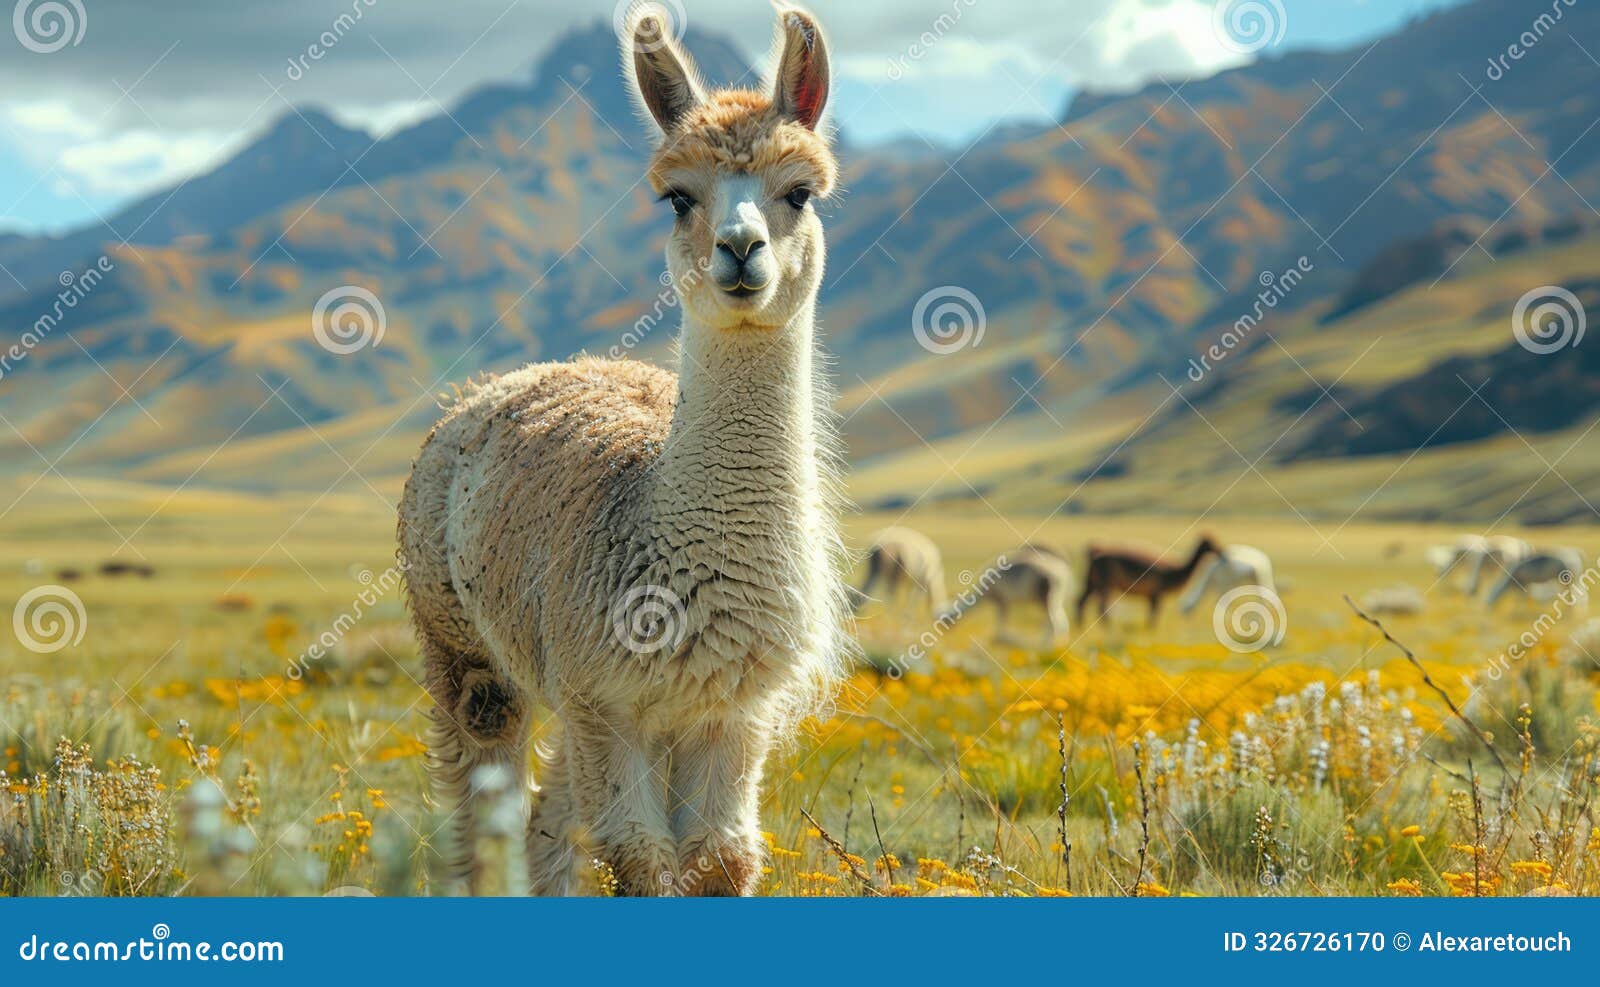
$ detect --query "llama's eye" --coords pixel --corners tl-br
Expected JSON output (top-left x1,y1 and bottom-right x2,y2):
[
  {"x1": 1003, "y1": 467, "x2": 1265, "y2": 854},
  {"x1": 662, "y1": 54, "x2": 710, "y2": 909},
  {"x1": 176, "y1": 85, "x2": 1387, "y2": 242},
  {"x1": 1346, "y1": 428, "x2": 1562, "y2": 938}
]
[
  {"x1": 785, "y1": 186, "x2": 812, "y2": 210},
  {"x1": 663, "y1": 190, "x2": 696, "y2": 218}
]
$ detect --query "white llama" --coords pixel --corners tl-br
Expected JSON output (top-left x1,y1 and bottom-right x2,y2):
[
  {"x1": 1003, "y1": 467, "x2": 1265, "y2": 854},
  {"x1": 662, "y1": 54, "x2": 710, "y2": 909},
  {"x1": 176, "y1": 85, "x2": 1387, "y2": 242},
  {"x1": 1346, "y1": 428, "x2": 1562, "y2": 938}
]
[
  {"x1": 1177, "y1": 543, "x2": 1277, "y2": 615},
  {"x1": 853, "y1": 526, "x2": 947, "y2": 617},
  {"x1": 1426, "y1": 534, "x2": 1530, "y2": 595},
  {"x1": 936, "y1": 548, "x2": 1074, "y2": 647},
  {"x1": 1484, "y1": 547, "x2": 1589, "y2": 608},
  {"x1": 397, "y1": 6, "x2": 847, "y2": 896}
]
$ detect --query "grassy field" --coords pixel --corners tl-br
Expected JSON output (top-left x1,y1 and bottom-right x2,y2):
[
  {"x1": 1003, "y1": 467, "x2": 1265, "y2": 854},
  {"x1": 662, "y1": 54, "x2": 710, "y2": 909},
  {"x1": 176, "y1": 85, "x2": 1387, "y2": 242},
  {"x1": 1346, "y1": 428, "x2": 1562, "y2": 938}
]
[{"x1": 3, "y1": 475, "x2": 1598, "y2": 896}]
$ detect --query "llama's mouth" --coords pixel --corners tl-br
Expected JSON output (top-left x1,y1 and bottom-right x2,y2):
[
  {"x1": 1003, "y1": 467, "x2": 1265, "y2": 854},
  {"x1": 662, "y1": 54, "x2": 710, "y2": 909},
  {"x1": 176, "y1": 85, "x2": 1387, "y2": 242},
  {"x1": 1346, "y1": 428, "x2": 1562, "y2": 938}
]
[{"x1": 722, "y1": 284, "x2": 761, "y2": 299}]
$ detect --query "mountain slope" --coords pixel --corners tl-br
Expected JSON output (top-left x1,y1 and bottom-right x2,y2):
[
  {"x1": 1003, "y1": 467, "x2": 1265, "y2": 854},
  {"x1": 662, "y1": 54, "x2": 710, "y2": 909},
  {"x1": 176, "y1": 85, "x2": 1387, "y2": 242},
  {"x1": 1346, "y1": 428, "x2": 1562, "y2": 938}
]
[{"x1": 1, "y1": 1, "x2": 1598, "y2": 523}]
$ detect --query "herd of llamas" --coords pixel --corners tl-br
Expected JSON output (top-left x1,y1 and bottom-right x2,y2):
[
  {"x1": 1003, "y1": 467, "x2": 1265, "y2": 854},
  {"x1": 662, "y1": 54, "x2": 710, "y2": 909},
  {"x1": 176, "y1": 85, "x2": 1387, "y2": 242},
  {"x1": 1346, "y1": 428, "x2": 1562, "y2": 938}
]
[
  {"x1": 851, "y1": 527, "x2": 1587, "y2": 646},
  {"x1": 853, "y1": 527, "x2": 1271, "y2": 644},
  {"x1": 394, "y1": 5, "x2": 1590, "y2": 896}
]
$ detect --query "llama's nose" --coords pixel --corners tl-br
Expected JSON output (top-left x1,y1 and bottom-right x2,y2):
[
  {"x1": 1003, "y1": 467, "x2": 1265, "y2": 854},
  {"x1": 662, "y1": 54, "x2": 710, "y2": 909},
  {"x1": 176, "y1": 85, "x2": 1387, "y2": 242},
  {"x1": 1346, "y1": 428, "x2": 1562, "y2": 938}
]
[
  {"x1": 714, "y1": 228, "x2": 771, "y2": 295},
  {"x1": 716, "y1": 234, "x2": 767, "y2": 264}
]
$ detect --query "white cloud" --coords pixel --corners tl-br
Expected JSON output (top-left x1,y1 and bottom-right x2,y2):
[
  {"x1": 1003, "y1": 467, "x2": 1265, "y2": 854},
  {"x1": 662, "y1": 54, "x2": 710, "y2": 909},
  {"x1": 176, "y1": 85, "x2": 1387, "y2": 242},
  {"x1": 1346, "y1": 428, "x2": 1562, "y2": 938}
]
[
  {"x1": 837, "y1": 0, "x2": 1248, "y2": 92},
  {"x1": 1084, "y1": 0, "x2": 1249, "y2": 86},
  {"x1": 7, "y1": 99, "x2": 101, "y2": 140},
  {"x1": 57, "y1": 130, "x2": 239, "y2": 197},
  {"x1": 5, "y1": 99, "x2": 236, "y2": 201},
  {"x1": 330, "y1": 100, "x2": 435, "y2": 139}
]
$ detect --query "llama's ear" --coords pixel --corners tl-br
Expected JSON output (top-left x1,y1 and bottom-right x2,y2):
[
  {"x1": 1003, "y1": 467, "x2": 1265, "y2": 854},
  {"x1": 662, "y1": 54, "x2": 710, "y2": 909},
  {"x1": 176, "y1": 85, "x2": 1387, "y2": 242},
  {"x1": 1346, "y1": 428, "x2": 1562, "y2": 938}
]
[
  {"x1": 623, "y1": 4, "x2": 705, "y2": 134},
  {"x1": 770, "y1": 8, "x2": 830, "y2": 131}
]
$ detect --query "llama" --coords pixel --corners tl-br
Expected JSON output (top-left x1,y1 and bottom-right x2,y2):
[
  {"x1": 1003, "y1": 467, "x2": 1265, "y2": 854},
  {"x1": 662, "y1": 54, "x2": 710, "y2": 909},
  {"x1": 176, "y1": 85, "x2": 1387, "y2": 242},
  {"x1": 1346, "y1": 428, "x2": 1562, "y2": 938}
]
[
  {"x1": 853, "y1": 526, "x2": 947, "y2": 617},
  {"x1": 935, "y1": 547, "x2": 1074, "y2": 647},
  {"x1": 1485, "y1": 547, "x2": 1589, "y2": 608},
  {"x1": 1177, "y1": 543, "x2": 1277, "y2": 615},
  {"x1": 1466, "y1": 536, "x2": 1531, "y2": 596},
  {"x1": 1426, "y1": 535, "x2": 1530, "y2": 595},
  {"x1": 1077, "y1": 535, "x2": 1220, "y2": 628},
  {"x1": 397, "y1": 6, "x2": 847, "y2": 896}
]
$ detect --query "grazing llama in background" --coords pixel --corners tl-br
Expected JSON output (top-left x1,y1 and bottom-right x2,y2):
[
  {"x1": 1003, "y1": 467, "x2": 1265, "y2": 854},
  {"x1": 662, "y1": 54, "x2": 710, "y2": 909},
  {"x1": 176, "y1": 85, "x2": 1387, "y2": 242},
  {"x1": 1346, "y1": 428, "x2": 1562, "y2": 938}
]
[
  {"x1": 397, "y1": 6, "x2": 846, "y2": 896},
  {"x1": 1077, "y1": 536, "x2": 1220, "y2": 628},
  {"x1": 936, "y1": 547, "x2": 1073, "y2": 647},
  {"x1": 1427, "y1": 534, "x2": 1530, "y2": 595},
  {"x1": 1178, "y1": 543, "x2": 1277, "y2": 615},
  {"x1": 1485, "y1": 547, "x2": 1589, "y2": 608},
  {"x1": 854, "y1": 526, "x2": 947, "y2": 617}
]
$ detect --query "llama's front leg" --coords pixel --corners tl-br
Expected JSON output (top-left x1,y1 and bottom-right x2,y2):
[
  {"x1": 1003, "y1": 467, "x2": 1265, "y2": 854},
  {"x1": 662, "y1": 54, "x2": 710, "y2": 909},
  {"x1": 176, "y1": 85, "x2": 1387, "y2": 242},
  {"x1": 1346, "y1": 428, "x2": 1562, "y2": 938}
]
[
  {"x1": 564, "y1": 703, "x2": 677, "y2": 896},
  {"x1": 670, "y1": 720, "x2": 771, "y2": 896}
]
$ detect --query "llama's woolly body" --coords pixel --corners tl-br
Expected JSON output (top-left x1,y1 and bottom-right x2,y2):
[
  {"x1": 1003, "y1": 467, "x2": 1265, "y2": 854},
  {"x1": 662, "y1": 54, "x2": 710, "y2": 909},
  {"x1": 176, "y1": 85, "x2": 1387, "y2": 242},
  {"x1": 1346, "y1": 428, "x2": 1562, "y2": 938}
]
[{"x1": 403, "y1": 349, "x2": 842, "y2": 719}]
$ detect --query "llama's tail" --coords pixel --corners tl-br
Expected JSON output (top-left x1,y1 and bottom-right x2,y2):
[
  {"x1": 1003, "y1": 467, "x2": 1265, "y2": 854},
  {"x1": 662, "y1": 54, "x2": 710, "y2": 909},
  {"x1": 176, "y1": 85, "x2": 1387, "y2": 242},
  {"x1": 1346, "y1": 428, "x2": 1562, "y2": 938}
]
[{"x1": 422, "y1": 654, "x2": 531, "y2": 894}]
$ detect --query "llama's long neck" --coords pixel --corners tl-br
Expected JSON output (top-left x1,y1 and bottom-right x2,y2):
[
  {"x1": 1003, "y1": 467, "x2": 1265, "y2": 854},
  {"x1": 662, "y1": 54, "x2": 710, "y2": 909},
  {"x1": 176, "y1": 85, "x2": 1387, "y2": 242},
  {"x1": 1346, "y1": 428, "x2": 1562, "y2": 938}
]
[
  {"x1": 1173, "y1": 544, "x2": 1211, "y2": 584},
  {"x1": 653, "y1": 304, "x2": 822, "y2": 521},
  {"x1": 645, "y1": 304, "x2": 836, "y2": 648}
]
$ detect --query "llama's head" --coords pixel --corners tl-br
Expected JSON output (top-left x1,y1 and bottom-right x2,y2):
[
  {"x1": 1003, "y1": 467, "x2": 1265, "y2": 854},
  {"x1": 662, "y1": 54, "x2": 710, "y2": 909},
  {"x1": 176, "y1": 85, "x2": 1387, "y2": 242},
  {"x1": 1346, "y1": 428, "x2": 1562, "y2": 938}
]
[{"x1": 624, "y1": 5, "x2": 836, "y2": 332}]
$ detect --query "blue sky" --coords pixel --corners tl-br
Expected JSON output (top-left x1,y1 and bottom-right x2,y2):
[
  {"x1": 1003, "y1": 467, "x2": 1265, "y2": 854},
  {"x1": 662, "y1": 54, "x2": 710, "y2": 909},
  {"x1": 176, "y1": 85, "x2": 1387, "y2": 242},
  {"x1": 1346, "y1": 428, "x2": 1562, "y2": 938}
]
[{"x1": 0, "y1": 0, "x2": 1463, "y2": 235}]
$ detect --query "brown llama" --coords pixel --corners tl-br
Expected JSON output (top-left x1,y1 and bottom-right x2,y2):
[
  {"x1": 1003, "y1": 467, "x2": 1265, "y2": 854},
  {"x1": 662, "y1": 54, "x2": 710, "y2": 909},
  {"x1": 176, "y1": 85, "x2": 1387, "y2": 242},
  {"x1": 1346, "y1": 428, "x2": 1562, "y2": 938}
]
[{"x1": 1076, "y1": 535, "x2": 1221, "y2": 628}]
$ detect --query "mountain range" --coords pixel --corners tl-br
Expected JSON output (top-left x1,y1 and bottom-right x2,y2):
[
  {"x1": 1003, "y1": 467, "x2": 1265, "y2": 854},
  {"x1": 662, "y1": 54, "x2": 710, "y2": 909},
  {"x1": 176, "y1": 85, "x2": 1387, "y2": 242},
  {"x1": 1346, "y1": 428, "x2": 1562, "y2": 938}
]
[{"x1": 2, "y1": 0, "x2": 1598, "y2": 523}]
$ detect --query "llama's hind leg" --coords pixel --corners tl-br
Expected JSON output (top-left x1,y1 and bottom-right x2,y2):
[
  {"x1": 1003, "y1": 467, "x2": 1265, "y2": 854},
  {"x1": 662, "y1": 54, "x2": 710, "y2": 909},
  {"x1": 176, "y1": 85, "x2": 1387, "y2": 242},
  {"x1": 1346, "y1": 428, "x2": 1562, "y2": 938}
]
[
  {"x1": 670, "y1": 719, "x2": 770, "y2": 896},
  {"x1": 423, "y1": 642, "x2": 530, "y2": 894},
  {"x1": 525, "y1": 732, "x2": 578, "y2": 895}
]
